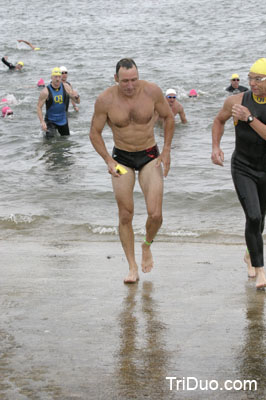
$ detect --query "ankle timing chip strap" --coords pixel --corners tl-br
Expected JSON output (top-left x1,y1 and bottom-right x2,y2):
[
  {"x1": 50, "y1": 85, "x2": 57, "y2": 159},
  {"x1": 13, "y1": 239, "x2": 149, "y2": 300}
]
[{"x1": 144, "y1": 237, "x2": 153, "y2": 246}]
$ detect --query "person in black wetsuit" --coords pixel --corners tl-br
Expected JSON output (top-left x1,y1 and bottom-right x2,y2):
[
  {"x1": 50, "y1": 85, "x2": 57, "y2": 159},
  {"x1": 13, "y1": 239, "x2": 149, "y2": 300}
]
[
  {"x1": 225, "y1": 73, "x2": 248, "y2": 94},
  {"x1": 60, "y1": 66, "x2": 80, "y2": 112},
  {"x1": 1, "y1": 56, "x2": 24, "y2": 70},
  {"x1": 212, "y1": 58, "x2": 266, "y2": 290}
]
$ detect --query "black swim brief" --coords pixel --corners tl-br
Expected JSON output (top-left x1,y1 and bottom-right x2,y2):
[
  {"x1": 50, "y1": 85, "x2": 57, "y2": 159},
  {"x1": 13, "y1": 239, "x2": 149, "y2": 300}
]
[{"x1": 112, "y1": 145, "x2": 160, "y2": 171}]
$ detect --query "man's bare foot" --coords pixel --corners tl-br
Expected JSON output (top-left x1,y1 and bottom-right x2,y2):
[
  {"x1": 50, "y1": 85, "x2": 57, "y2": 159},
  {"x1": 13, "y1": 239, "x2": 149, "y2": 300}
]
[
  {"x1": 124, "y1": 267, "x2": 139, "y2": 284},
  {"x1": 141, "y1": 242, "x2": 154, "y2": 273},
  {"x1": 255, "y1": 267, "x2": 266, "y2": 289},
  {"x1": 244, "y1": 251, "x2": 256, "y2": 278}
]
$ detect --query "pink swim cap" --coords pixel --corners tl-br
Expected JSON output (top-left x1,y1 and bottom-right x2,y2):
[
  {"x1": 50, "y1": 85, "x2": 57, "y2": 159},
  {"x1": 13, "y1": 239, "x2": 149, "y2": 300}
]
[
  {"x1": 2, "y1": 106, "x2": 13, "y2": 116},
  {"x1": 37, "y1": 78, "x2": 45, "y2": 87},
  {"x1": 189, "y1": 89, "x2": 198, "y2": 97},
  {"x1": 1, "y1": 98, "x2": 8, "y2": 103}
]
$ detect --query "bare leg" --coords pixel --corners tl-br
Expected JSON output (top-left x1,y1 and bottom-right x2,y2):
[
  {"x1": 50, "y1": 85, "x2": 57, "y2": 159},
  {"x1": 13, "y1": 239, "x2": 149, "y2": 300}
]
[
  {"x1": 112, "y1": 168, "x2": 139, "y2": 283},
  {"x1": 256, "y1": 267, "x2": 266, "y2": 289},
  {"x1": 244, "y1": 249, "x2": 256, "y2": 278},
  {"x1": 139, "y1": 159, "x2": 163, "y2": 273}
]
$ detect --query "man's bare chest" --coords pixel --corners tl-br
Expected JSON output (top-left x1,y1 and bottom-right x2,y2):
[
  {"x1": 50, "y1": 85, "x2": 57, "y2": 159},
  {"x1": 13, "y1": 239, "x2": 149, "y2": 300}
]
[{"x1": 108, "y1": 100, "x2": 154, "y2": 128}]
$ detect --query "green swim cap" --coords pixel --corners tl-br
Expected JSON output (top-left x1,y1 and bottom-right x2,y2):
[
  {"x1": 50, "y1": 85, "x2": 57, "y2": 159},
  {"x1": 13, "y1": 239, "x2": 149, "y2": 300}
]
[{"x1": 250, "y1": 58, "x2": 266, "y2": 75}]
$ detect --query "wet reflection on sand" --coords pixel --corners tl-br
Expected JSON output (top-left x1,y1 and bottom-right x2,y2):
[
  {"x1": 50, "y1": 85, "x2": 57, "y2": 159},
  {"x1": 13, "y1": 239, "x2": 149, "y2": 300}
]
[
  {"x1": 116, "y1": 281, "x2": 171, "y2": 399},
  {"x1": 237, "y1": 285, "x2": 266, "y2": 397}
]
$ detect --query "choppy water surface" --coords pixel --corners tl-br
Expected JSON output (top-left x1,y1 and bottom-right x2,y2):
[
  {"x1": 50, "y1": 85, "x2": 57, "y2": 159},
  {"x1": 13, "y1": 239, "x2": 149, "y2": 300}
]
[{"x1": 1, "y1": 0, "x2": 265, "y2": 244}]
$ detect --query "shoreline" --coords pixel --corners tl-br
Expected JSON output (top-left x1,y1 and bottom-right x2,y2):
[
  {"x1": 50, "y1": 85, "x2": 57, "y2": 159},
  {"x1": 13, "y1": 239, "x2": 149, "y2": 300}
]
[{"x1": 1, "y1": 237, "x2": 265, "y2": 399}]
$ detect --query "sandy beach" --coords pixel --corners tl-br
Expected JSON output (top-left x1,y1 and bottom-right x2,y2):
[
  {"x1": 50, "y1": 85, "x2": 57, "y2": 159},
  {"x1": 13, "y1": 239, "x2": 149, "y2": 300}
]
[{"x1": 1, "y1": 237, "x2": 265, "y2": 400}]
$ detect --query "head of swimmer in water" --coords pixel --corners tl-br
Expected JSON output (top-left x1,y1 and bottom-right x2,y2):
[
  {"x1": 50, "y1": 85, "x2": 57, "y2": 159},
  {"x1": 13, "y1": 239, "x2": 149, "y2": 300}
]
[
  {"x1": 230, "y1": 74, "x2": 240, "y2": 89},
  {"x1": 115, "y1": 58, "x2": 139, "y2": 97},
  {"x1": 16, "y1": 61, "x2": 24, "y2": 70},
  {"x1": 60, "y1": 66, "x2": 68, "y2": 82},
  {"x1": 165, "y1": 89, "x2": 177, "y2": 107}
]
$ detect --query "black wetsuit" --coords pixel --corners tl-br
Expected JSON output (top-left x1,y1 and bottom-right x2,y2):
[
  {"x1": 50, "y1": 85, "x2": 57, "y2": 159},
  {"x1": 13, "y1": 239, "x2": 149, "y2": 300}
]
[
  {"x1": 226, "y1": 84, "x2": 248, "y2": 94},
  {"x1": 1, "y1": 57, "x2": 16, "y2": 70},
  {"x1": 65, "y1": 81, "x2": 71, "y2": 111},
  {"x1": 231, "y1": 90, "x2": 266, "y2": 267}
]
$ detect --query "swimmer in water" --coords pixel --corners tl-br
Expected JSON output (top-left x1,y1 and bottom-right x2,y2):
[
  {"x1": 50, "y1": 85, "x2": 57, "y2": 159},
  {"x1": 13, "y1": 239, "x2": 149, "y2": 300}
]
[
  {"x1": 212, "y1": 58, "x2": 266, "y2": 290},
  {"x1": 37, "y1": 79, "x2": 45, "y2": 88},
  {"x1": 189, "y1": 89, "x2": 198, "y2": 98},
  {"x1": 225, "y1": 73, "x2": 248, "y2": 95},
  {"x1": 165, "y1": 89, "x2": 187, "y2": 123},
  {"x1": 156, "y1": 88, "x2": 187, "y2": 125},
  {"x1": 2, "y1": 106, "x2": 13, "y2": 117},
  {"x1": 60, "y1": 66, "x2": 80, "y2": 112},
  {"x1": 1, "y1": 56, "x2": 24, "y2": 70},
  {"x1": 17, "y1": 39, "x2": 40, "y2": 51}
]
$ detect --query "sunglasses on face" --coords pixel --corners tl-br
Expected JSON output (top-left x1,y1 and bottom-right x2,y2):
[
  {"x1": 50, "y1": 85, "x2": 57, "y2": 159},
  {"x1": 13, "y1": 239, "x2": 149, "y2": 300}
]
[
  {"x1": 248, "y1": 75, "x2": 266, "y2": 83},
  {"x1": 232, "y1": 79, "x2": 239, "y2": 82},
  {"x1": 167, "y1": 96, "x2": 176, "y2": 99},
  {"x1": 61, "y1": 72, "x2": 68, "y2": 74}
]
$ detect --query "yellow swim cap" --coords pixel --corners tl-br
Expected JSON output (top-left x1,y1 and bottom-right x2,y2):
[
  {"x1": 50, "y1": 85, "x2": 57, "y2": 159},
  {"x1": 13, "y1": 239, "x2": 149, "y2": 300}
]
[
  {"x1": 34, "y1": 47, "x2": 40, "y2": 51},
  {"x1": 17, "y1": 61, "x2": 24, "y2": 66},
  {"x1": 51, "y1": 67, "x2": 62, "y2": 76},
  {"x1": 231, "y1": 73, "x2": 239, "y2": 80},
  {"x1": 250, "y1": 58, "x2": 266, "y2": 75}
]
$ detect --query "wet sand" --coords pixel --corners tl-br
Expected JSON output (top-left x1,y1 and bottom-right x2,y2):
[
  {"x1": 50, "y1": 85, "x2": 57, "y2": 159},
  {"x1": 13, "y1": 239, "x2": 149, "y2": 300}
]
[{"x1": 0, "y1": 237, "x2": 265, "y2": 399}]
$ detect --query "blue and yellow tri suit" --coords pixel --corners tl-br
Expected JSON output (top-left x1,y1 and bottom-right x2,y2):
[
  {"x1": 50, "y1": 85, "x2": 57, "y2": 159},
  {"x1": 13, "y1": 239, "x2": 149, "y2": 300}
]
[{"x1": 45, "y1": 83, "x2": 69, "y2": 136}]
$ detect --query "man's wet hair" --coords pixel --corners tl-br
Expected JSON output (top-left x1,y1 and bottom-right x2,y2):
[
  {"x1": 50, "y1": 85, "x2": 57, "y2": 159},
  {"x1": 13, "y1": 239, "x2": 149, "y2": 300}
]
[{"x1": 116, "y1": 58, "x2": 138, "y2": 76}]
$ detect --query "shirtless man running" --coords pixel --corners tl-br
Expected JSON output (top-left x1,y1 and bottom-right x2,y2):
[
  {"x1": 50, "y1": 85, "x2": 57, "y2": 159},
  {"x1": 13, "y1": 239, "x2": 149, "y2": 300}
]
[{"x1": 89, "y1": 58, "x2": 175, "y2": 283}]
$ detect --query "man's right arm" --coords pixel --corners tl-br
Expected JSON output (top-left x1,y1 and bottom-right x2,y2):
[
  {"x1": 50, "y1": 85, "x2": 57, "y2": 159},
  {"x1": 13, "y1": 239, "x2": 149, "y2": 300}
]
[
  {"x1": 2, "y1": 57, "x2": 14, "y2": 69},
  {"x1": 37, "y1": 88, "x2": 48, "y2": 131},
  {"x1": 17, "y1": 40, "x2": 35, "y2": 50},
  {"x1": 211, "y1": 96, "x2": 235, "y2": 166},
  {"x1": 89, "y1": 96, "x2": 120, "y2": 177}
]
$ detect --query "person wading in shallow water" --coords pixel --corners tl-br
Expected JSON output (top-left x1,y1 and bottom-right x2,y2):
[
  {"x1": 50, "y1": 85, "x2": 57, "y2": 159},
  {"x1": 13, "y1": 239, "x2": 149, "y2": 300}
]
[
  {"x1": 60, "y1": 66, "x2": 80, "y2": 112},
  {"x1": 37, "y1": 67, "x2": 79, "y2": 138},
  {"x1": 212, "y1": 58, "x2": 266, "y2": 290},
  {"x1": 89, "y1": 58, "x2": 174, "y2": 283}
]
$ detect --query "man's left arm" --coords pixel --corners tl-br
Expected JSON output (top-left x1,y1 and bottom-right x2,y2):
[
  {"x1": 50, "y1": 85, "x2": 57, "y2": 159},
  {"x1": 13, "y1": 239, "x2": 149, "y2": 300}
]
[
  {"x1": 154, "y1": 87, "x2": 175, "y2": 177},
  {"x1": 63, "y1": 82, "x2": 80, "y2": 103},
  {"x1": 178, "y1": 104, "x2": 188, "y2": 124}
]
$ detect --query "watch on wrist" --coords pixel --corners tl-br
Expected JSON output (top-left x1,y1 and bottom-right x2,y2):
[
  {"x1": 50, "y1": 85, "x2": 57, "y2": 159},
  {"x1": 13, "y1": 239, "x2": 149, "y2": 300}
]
[{"x1": 247, "y1": 114, "x2": 254, "y2": 124}]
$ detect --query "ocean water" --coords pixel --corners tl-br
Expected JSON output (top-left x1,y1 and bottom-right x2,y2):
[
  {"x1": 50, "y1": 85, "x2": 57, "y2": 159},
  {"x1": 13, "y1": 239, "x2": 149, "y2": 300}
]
[{"x1": 0, "y1": 0, "x2": 265, "y2": 244}]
